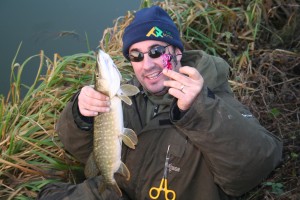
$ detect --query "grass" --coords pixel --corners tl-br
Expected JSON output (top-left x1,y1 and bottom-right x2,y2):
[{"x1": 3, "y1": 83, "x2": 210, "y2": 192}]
[
  {"x1": 0, "y1": 0, "x2": 299, "y2": 199},
  {"x1": 0, "y1": 48, "x2": 96, "y2": 199}
]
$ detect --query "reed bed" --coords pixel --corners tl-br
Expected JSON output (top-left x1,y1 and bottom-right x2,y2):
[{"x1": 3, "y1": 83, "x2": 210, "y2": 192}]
[
  {"x1": 0, "y1": 48, "x2": 96, "y2": 199},
  {"x1": 0, "y1": 0, "x2": 299, "y2": 199}
]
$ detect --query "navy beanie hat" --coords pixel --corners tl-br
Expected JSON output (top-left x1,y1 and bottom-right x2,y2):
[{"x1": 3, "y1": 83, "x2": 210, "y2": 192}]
[{"x1": 122, "y1": 6, "x2": 184, "y2": 59}]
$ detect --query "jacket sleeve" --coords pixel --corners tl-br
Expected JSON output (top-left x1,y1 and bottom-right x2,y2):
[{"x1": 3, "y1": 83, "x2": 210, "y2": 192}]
[
  {"x1": 56, "y1": 94, "x2": 93, "y2": 164},
  {"x1": 171, "y1": 84, "x2": 282, "y2": 196}
]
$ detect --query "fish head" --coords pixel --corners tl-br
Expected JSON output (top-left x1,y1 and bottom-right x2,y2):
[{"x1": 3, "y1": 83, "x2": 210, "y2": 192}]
[{"x1": 95, "y1": 50, "x2": 121, "y2": 97}]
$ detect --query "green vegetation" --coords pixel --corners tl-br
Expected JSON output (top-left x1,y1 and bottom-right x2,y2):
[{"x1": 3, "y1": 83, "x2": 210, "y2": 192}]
[{"x1": 0, "y1": 0, "x2": 299, "y2": 199}]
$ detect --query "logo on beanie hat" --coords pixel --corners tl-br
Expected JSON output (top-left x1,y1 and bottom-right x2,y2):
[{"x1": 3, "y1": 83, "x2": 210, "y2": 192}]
[
  {"x1": 146, "y1": 27, "x2": 163, "y2": 38},
  {"x1": 146, "y1": 26, "x2": 173, "y2": 39}
]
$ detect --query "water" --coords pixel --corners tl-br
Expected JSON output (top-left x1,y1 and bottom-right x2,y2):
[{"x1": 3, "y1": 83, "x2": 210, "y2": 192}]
[{"x1": 0, "y1": 0, "x2": 149, "y2": 97}]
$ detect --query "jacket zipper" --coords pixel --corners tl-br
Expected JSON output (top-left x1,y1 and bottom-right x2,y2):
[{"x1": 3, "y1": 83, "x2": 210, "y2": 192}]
[{"x1": 153, "y1": 105, "x2": 160, "y2": 118}]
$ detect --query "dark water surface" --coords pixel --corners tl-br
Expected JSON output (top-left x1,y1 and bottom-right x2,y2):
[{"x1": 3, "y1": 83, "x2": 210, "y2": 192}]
[{"x1": 0, "y1": 0, "x2": 148, "y2": 97}]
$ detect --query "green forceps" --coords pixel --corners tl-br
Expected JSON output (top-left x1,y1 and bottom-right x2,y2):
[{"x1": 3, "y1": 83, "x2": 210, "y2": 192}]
[{"x1": 149, "y1": 145, "x2": 176, "y2": 200}]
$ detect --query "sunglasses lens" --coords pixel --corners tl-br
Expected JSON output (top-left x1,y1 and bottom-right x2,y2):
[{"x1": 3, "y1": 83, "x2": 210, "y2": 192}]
[
  {"x1": 128, "y1": 45, "x2": 168, "y2": 62},
  {"x1": 129, "y1": 51, "x2": 143, "y2": 62},
  {"x1": 149, "y1": 46, "x2": 165, "y2": 58}
]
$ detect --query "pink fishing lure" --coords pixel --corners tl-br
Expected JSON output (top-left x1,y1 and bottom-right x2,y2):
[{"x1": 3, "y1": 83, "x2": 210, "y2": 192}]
[{"x1": 162, "y1": 54, "x2": 173, "y2": 70}]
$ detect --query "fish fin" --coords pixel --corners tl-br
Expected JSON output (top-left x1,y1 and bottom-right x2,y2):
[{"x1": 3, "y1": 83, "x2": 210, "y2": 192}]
[
  {"x1": 118, "y1": 95, "x2": 132, "y2": 105},
  {"x1": 122, "y1": 128, "x2": 138, "y2": 149},
  {"x1": 117, "y1": 84, "x2": 140, "y2": 105},
  {"x1": 116, "y1": 162, "x2": 130, "y2": 181},
  {"x1": 110, "y1": 181, "x2": 123, "y2": 197},
  {"x1": 120, "y1": 84, "x2": 140, "y2": 96},
  {"x1": 98, "y1": 180, "x2": 123, "y2": 197},
  {"x1": 98, "y1": 182, "x2": 106, "y2": 194},
  {"x1": 84, "y1": 153, "x2": 99, "y2": 178}
]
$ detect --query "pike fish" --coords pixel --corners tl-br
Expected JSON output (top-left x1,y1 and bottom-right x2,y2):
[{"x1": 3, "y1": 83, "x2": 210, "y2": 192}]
[{"x1": 84, "y1": 50, "x2": 139, "y2": 196}]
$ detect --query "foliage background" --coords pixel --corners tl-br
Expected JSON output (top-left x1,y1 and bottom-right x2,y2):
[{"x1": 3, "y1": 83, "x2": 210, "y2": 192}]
[{"x1": 0, "y1": 0, "x2": 299, "y2": 199}]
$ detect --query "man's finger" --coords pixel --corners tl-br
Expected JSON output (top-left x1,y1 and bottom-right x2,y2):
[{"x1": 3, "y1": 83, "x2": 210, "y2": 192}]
[
  {"x1": 82, "y1": 86, "x2": 109, "y2": 101},
  {"x1": 179, "y1": 66, "x2": 202, "y2": 80},
  {"x1": 162, "y1": 68, "x2": 186, "y2": 82}
]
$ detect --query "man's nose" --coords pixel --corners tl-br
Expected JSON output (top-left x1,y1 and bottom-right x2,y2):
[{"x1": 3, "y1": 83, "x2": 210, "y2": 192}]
[{"x1": 142, "y1": 54, "x2": 155, "y2": 69}]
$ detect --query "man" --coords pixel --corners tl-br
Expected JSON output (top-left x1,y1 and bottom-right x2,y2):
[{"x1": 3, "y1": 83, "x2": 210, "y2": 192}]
[{"x1": 38, "y1": 5, "x2": 282, "y2": 200}]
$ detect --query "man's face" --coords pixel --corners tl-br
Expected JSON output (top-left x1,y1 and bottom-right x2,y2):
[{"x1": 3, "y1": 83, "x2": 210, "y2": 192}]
[{"x1": 129, "y1": 40, "x2": 181, "y2": 95}]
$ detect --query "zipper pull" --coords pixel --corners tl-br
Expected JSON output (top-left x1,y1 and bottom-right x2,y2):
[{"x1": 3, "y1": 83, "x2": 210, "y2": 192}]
[{"x1": 153, "y1": 105, "x2": 159, "y2": 117}]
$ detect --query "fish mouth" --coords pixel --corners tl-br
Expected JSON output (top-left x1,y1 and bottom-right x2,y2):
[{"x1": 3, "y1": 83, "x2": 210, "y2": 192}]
[{"x1": 145, "y1": 70, "x2": 163, "y2": 80}]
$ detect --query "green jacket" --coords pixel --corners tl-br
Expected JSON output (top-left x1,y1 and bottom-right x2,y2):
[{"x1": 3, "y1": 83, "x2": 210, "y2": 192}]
[{"x1": 57, "y1": 50, "x2": 282, "y2": 200}]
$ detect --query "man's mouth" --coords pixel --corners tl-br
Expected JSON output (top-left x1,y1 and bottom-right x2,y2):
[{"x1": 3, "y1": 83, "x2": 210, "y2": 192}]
[{"x1": 146, "y1": 71, "x2": 163, "y2": 80}]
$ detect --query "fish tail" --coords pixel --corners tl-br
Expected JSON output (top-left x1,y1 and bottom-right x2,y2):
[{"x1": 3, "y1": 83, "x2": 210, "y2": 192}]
[
  {"x1": 99, "y1": 181, "x2": 123, "y2": 197},
  {"x1": 110, "y1": 182, "x2": 123, "y2": 197}
]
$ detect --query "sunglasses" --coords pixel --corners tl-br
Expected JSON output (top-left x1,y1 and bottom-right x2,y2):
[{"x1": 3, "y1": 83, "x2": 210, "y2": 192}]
[{"x1": 128, "y1": 45, "x2": 170, "y2": 62}]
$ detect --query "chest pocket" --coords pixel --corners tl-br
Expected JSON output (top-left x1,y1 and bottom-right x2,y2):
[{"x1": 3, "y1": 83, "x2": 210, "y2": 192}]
[{"x1": 169, "y1": 137, "x2": 186, "y2": 159}]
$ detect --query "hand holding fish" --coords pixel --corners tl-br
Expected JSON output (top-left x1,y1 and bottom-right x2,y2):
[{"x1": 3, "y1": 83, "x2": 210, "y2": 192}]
[
  {"x1": 163, "y1": 66, "x2": 204, "y2": 111},
  {"x1": 78, "y1": 86, "x2": 111, "y2": 117}
]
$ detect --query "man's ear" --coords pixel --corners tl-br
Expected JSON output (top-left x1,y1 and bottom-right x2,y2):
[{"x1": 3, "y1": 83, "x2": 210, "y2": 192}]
[{"x1": 175, "y1": 48, "x2": 182, "y2": 61}]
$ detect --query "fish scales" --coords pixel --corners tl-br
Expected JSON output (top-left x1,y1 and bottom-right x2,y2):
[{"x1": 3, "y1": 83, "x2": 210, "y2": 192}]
[
  {"x1": 84, "y1": 50, "x2": 139, "y2": 197},
  {"x1": 93, "y1": 97, "x2": 123, "y2": 183}
]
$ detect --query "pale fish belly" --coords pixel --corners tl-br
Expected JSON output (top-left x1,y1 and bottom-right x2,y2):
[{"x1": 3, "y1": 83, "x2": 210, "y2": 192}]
[{"x1": 93, "y1": 97, "x2": 123, "y2": 183}]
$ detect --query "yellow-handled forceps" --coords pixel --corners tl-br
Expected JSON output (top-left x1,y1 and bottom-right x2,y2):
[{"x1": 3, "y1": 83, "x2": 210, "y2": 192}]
[{"x1": 149, "y1": 145, "x2": 176, "y2": 200}]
